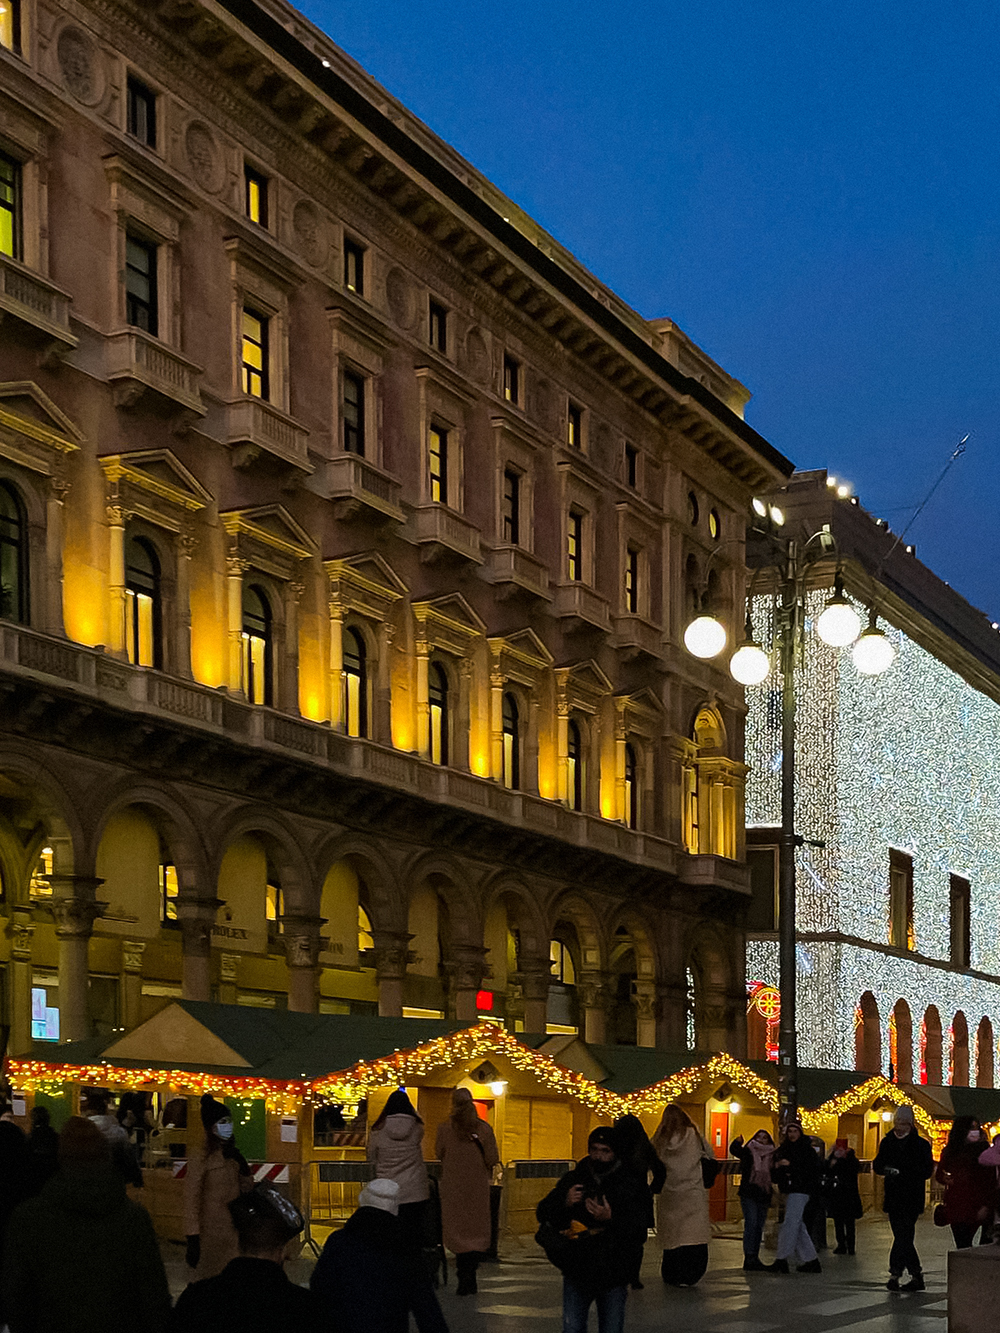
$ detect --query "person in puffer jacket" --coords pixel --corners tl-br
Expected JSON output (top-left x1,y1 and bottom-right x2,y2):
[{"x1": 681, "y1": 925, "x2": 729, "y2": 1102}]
[{"x1": 367, "y1": 1090, "x2": 430, "y2": 1251}]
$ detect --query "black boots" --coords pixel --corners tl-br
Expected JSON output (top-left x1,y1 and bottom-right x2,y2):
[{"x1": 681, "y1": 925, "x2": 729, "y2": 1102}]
[
  {"x1": 455, "y1": 1253, "x2": 479, "y2": 1296},
  {"x1": 743, "y1": 1256, "x2": 766, "y2": 1271}
]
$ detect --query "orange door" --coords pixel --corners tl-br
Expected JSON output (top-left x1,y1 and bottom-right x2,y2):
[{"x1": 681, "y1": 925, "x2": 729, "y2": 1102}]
[{"x1": 709, "y1": 1111, "x2": 729, "y2": 1222}]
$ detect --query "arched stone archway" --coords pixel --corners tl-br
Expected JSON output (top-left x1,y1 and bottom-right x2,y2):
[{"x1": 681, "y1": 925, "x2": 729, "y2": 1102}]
[
  {"x1": 890, "y1": 999, "x2": 913, "y2": 1084},
  {"x1": 481, "y1": 876, "x2": 549, "y2": 1033},
  {"x1": 951, "y1": 1011, "x2": 970, "y2": 1086},
  {"x1": 608, "y1": 911, "x2": 658, "y2": 1048},
  {"x1": 402, "y1": 851, "x2": 485, "y2": 1022},
  {"x1": 687, "y1": 928, "x2": 737, "y2": 1054},
  {"x1": 855, "y1": 991, "x2": 882, "y2": 1074},
  {"x1": 922, "y1": 1005, "x2": 943, "y2": 1085},
  {"x1": 976, "y1": 1017, "x2": 995, "y2": 1088},
  {"x1": 549, "y1": 893, "x2": 607, "y2": 1043}
]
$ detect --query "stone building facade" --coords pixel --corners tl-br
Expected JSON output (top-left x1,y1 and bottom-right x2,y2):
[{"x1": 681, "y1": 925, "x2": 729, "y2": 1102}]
[{"x1": 0, "y1": 0, "x2": 791, "y2": 1054}]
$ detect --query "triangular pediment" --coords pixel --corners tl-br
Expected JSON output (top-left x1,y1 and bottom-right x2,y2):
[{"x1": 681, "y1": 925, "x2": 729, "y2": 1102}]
[
  {"x1": 99, "y1": 449, "x2": 212, "y2": 510},
  {"x1": 617, "y1": 687, "x2": 665, "y2": 717},
  {"x1": 556, "y1": 659, "x2": 613, "y2": 694},
  {"x1": 221, "y1": 504, "x2": 316, "y2": 558},
  {"x1": 326, "y1": 550, "x2": 408, "y2": 598},
  {"x1": 102, "y1": 1002, "x2": 251, "y2": 1068},
  {"x1": 493, "y1": 627, "x2": 554, "y2": 666},
  {"x1": 413, "y1": 592, "x2": 486, "y2": 634},
  {"x1": 0, "y1": 381, "x2": 84, "y2": 447}
]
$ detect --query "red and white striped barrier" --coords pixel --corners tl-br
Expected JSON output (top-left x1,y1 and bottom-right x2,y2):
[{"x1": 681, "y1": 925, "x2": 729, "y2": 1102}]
[{"x1": 170, "y1": 1161, "x2": 289, "y2": 1183}]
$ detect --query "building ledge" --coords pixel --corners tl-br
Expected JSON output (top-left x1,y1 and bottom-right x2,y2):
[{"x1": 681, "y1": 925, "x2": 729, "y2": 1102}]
[
  {"x1": 678, "y1": 853, "x2": 750, "y2": 894},
  {"x1": 480, "y1": 545, "x2": 550, "y2": 600},
  {"x1": 106, "y1": 330, "x2": 205, "y2": 418},
  {"x1": 611, "y1": 613, "x2": 664, "y2": 661},
  {"x1": 410, "y1": 504, "x2": 482, "y2": 565},
  {"x1": 225, "y1": 397, "x2": 312, "y2": 473},
  {"x1": 553, "y1": 582, "x2": 611, "y2": 632},
  {"x1": 0, "y1": 254, "x2": 77, "y2": 358},
  {"x1": 306, "y1": 453, "x2": 403, "y2": 523}
]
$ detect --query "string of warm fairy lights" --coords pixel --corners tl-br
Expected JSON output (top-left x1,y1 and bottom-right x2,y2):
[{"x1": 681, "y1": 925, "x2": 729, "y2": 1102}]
[
  {"x1": 799, "y1": 1075, "x2": 934, "y2": 1137},
  {"x1": 621, "y1": 1053, "x2": 779, "y2": 1117}
]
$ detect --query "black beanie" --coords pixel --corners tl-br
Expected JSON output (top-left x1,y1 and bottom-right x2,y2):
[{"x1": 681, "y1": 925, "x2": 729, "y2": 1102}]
[
  {"x1": 200, "y1": 1093, "x2": 229, "y2": 1129},
  {"x1": 588, "y1": 1125, "x2": 619, "y2": 1155}
]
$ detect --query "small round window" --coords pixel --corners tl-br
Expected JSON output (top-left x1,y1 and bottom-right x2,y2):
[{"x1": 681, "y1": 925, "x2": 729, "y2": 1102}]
[
  {"x1": 687, "y1": 491, "x2": 699, "y2": 526},
  {"x1": 708, "y1": 509, "x2": 720, "y2": 540}
]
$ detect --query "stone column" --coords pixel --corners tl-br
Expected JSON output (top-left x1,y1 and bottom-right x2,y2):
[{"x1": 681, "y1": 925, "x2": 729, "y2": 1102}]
[
  {"x1": 175, "y1": 526, "x2": 196, "y2": 679},
  {"x1": 373, "y1": 929, "x2": 412, "y2": 1017},
  {"x1": 449, "y1": 945, "x2": 490, "y2": 1023},
  {"x1": 49, "y1": 876, "x2": 106, "y2": 1043},
  {"x1": 121, "y1": 940, "x2": 146, "y2": 1032},
  {"x1": 219, "y1": 953, "x2": 239, "y2": 1005},
  {"x1": 457, "y1": 658, "x2": 473, "y2": 770},
  {"x1": 517, "y1": 962, "x2": 551, "y2": 1035},
  {"x1": 489, "y1": 661, "x2": 504, "y2": 781},
  {"x1": 106, "y1": 502, "x2": 127, "y2": 657},
  {"x1": 656, "y1": 979, "x2": 689, "y2": 1050},
  {"x1": 415, "y1": 628, "x2": 430, "y2": 758},
  {"x1": 226, "y1": 554, "x2": 247, "y2": 693},
  {"x1": 579, "y1": 972, "x2": 612, "y2": 1046},
  {"x1": 281, "y1": 576, "x2": 304, "y2": 715},
  {"x1": 376, "y1": 621, "x2": 395, "y2": 746},
  {"x1": 282, "y1": 914, "x2": 324, "y2": 1014},
  {"x1": 635, "y1": 982, "x2": 657, "y2": 1049},
  {"x1": 46, "y1": 472, "x2": 69, "y2": 636},
  {"x1": 10, "y1": 908, "x2": 35, "y2": 1055},
  {"x1": 328, "y1": 597, "x2": 344, "y2": 729},
  {"x1": 176, "y1": 898, "x2": 220, "y2": 1002}
]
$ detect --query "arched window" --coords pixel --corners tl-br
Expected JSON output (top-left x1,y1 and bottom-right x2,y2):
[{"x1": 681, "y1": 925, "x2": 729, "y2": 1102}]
[
  {"x1": 124, "y1": 535, "x2": 161, "y2": 668},
  {"x1": 624, "y1": 742, "x2": 638, "y2": 829},
  {"x1": 502, "y1": 692, "x2": 519, "y2": 790},
  {"x1": 241, "y1": 584, "x2": 272, "y2": 706},
  {"x1": 358, "y1": 904, "x2": 374, "y2": 953},
  {"x1": 549, "y1": 939, "x2": 576, "y2": 985},
  {"x1": 429, "y1": 662, "x2": 449, "y2": 766},
  {"x1": 0, "y1": 481, "x2": 28, "y2": 624},
  {"x1": 343, "y1": 628, "x2": 367, "y2": 738},
  {"x1": 567, "y1": 719, "x2": 583, "y2": 811},
  {"x1": 265, "y1": 880, "x2": 283, "y2": 931}
]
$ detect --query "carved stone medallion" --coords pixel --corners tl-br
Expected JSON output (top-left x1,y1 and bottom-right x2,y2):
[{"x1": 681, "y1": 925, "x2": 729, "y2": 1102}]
[
  {"x1": 57, "y1": 27, "x2": 104, "y2": 106},
  {"x1": 385, "y1": 266, "x2": 416, "y2": 328},
  {"x1": 465, "y1": 328, "x2": 490, "y2": 384},
  {"x1": 292, "y1": 200, "x2": 327, "y2": 267},
  {"x1": 185, "y1": 122, "x2": 224, "y2": 194}
]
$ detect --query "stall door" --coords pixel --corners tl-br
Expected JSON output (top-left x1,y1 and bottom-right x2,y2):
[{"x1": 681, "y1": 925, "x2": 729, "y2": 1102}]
[{"x1": 708, "y1": 1111, "x2": 729, "y2": 1222}]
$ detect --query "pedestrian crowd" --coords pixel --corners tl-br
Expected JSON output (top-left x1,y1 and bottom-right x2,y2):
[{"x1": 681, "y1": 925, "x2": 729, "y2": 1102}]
[{"x1": 0, "y1": 1086, "x2": 992, "y2": 1333}]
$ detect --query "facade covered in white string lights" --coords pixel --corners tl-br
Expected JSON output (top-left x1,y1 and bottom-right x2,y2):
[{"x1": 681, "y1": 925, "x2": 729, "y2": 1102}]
[{"x1": 743, "y1": 470, "x2": 1000, "y2": 1089}]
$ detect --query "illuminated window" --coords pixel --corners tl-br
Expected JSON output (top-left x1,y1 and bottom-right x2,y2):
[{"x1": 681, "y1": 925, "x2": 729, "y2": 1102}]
[
  {"x1": 241, "y1": 307, "x2": 269, "y2": 399},
  {"x1": 159, "y1": 863, "x2": 178, "y2": 924},
  {"x1": 0, "y1": 0, "x2": 21, "y2": 53},
  {"x1": 567, "y1": 402, "x2": 583, "y2": 448},
  {"x1": 429, "y1": 661, "x2": 448, "y2": 766},
  {"x1": 244, "y1": 163, "x2": 268, "y2": 228},
  {"x1": 344, "y1": 238, "x2": 365, "y2": 295},
  {"x1": 241, "y1": 584, "x2": 271, "y2": 706},
  {"x1": 30, "y1": 846, "x2": 53, "y2": 896},
  {"x1": 126, "y1": 77, "x2": 156, "y2": 148},
  {"x1": 502, "y1": 469, "x2": 520, "y2": 545},
  {"x1": 0, "y1": 153, "x2": 19, "y2": 260},
  {"x1": 429, "y1": 425, "x2": 448, "y2": 504},
  {"x1": 265, "y1": 881, "x2": 283, "y2": 927},
  {"x1": 625, "y1": 546, "x2": 639, "y2": 613},
  {"x1": 124, "y1": 535, "x2": 160, "y2": 668},
  {"x1": 624, "y1": 443, "x2": 638, "y2": 489},
  {"x1": 567, "y1": 719, "x2": 582, "y2": 812},
  {"x1": 503, "y1": 355, "x2": 520, "y2": 405},
  {"x1": 624, "y1": 742, "x2": 638, "y2": 830},
  {"x1": 567, "y1": 510, "x2": 583, "y2": 582},
  {"x1": 950, "y1": 874, "x2": 971, "y2": 969},
  {"x1": 343, "y1": 370, "x2": 365, "y2": 455},
  {"x1": 0, "y1": 481, "x2": 28, "y2": 624},
  {"x1": 429, "y1": 300, "x2": 447, "y2": 353},
  {"x1": 709, "y1": 509, "x2": 720, "y2": 541},
  {"x1": 358, "y1": 904, "x2": 374, "y2": 952},
  {"x1": 343, "y1": 627, "x2": 367, "y2": 738},
  {"x1": 889, "y1": 849, "x2": 915, "y2": 950},
  {"x1": 550, "y1": 939, "x2": 575, "y2": 986},
  {"x1": 501, "y1": 692, "x2": 519, "y2": 790},
  {"x1": 125, "y1": 234, "x2": 157, "y2": 335}
]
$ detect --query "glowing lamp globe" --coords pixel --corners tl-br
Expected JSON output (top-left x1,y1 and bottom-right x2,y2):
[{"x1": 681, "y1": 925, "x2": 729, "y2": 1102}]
[
  {"x1": 729, "y1": 643, "x2": 770, "y2": 686},
  {"x1": 684, "y1": 615, "x2": 727, "y2": 660},
  {"x1": 852, "y1": 625, "x2": 895, "y2": 676},
  {"x1": 816, "y1": 594, "x2": 862, "y2": 647}
]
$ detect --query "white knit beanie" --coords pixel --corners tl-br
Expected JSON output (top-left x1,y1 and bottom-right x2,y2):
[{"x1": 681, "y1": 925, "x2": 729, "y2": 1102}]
[{"x1": 358, "y1": 1177, "x2": 400, "y2": 1215}]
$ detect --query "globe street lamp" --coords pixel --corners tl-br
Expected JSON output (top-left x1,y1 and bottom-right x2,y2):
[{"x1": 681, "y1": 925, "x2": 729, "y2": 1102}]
[{"x1": 684, "y1": 504, "x2": 895, "y2": 1126}]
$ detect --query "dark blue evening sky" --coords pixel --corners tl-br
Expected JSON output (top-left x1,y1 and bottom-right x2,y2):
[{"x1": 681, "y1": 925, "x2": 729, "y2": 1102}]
[{"x1": 299, "y1": 0, "x2": 1000, "y2": 618}]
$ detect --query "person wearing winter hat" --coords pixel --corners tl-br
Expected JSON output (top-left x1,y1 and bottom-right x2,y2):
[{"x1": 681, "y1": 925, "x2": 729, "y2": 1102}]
[
  {"x1": 183, "y1": 1094, "x2": 253, "y2": 1281},
  {"x1": 823, "y1": 1138, "x2": 863, "y2": 1255},
  {"x1": 311, "y1": 1177, "x2": 447, "y2": 1333},
  {"x1": 436, "y1": 1087, "x2": 500, "y2": 1295},
  {"x1": 171, "y1": 1185, "x2": 323, "y2": 1332},
  {"x1": 2, "y1": 1116, "x2": 170, "y2": 1333},
  {"x1": 873, "y1": 1103, "x2": 933, "y2": 1290}
]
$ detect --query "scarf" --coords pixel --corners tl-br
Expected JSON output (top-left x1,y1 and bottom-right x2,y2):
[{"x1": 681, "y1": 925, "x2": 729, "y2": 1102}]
[{"x1": 748, "y1": 1138, "x2": 775, "y2": 1191}]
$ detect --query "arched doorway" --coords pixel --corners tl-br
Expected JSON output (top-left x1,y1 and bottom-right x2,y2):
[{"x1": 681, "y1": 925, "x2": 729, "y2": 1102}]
[
  {"x1": 890, "y1": 999, "x2": 913, "y2": 1084},
  {"x1": 855, "y1": 992, "x2": 881, "y2": 1074},
  {"x1": 976, "y1": 1018, "x2": 995, "y2": 1088},
  {"x1": 951, "y1": 1011, "x2": 970, "y2": 1086},
  {"x1": 922, "y1": 1006, "x2": 943, "y2": 1085}
]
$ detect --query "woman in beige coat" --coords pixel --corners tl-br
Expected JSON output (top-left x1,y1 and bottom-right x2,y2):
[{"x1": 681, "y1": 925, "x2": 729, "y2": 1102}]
[
  {"x1": 435, "y1": 1088, "x2": 499, "y2": 1295},
  {"x1": 183, "y1": 1094, "x2": 252, "y2": 1280},
  {"x1": 652, "y1": 1104, "x2": 712, "y2": 1287},
  {"x1": 367, "y1": 1089, "x2": 430, "y2": 1251}
]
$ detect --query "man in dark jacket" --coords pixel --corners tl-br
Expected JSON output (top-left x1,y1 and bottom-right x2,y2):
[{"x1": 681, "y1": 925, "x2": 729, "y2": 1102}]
[
  {"x1": 873, "y1": 1104, "x2": 934, "y2": 1291},
  {"x1": 172, "y1": 1184, "x2": 323, "y2": 1332},
  {"x1": 1, "y1": 1116, "x2": 170, "y2": 1333},
  {"x1": 536, "y1": 1127, "x2": 648, "y2": 1333},
  {"x1": 311, "y1": 1178, "x2": 448, "y2": 1333}
]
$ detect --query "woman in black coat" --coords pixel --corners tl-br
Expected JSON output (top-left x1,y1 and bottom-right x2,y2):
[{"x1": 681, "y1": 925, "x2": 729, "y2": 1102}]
[
  {"x1": 613, "y1": 1114, "x2": 666, "y2": 1288},
  {"x1": 823, "y1": 1139, "x2": 862, "y2": 1255}
]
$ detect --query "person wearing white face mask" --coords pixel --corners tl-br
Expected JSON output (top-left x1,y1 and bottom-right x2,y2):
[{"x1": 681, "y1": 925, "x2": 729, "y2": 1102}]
[
  {"x1": 184, "y1": 1094, "x2": 253, "y2": 1280},
  {"x1": 935, "y1": 1116, "x2": 994, "y2": 1250}
]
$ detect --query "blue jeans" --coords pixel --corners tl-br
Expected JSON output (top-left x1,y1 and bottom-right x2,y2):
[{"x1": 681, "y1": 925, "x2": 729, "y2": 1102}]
[
  {"x1": 776, "y1": 1192, "x2": 818, "y2": 1264},
  {"x1": 740, "y1": 1196, "x2": 768, "y2": 1257},
  {"x1": 562, "y1": 1278, "x2": 627, "y2": 1333}
]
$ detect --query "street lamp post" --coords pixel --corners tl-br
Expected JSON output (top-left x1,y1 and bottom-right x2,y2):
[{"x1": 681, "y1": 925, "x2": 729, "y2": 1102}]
[{"x1": 685, "y1": 503, "x2": 895, "y2": 1128}]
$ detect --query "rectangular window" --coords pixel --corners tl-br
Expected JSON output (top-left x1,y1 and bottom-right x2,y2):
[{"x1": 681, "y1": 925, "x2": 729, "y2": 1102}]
[
  {"x1": 503, "y1": 354, "x2": 520, "y2": 405},
  {"x1": 125, "y1": 588, "x2": 155, "y2": 667},
  {"x1": 242, "y1": 628, "x2": 268, "y2": 705},
  {"x1": 950, "y1": 874, "x2": 971, "y2": 968},
  {"x1": 625, "y1": 443, "x2": 638, "y2": 488},
  {"x1": 241, "y1": 307, "x2": 269, "y2": 399},
  {"x1": 126, "y1": 76, "x2": 157, "y2": 148},
  {"x1": 429, "y1": 425, "x2": 448, "y2": 504},
  {"x1": 344, "y1": 238, "x2": 365, "y2": 295},
  {"x1": 343, "y1": 370, "x2": 365, "y2": 455},
  {"x1": 625, "y1": 546, "x2": 639, "y2": 613},
  {"x1": 0, "y1": 153, "x2": 20, "y2": 260},
  {"x1": 502, "y1": 469, "x2": 520, "y2": 545},
  {"x1": 889, "y1": 849, "x2": 915, "y2": 951},
  {"x1": 567, "y1": 510, "x2": 583, "y2": 582},
  {"x1": 0, "y1": 0, "x2": 21, "y2": 53},
  {"x1": 568, "y1": 402, "x2": 583, "y2": 449},
  {"x1": 244, "y1": 163, "x2": 268, "y2": 228},
  {"x1": 159, "y1": 863, "x2": 179, "y2": 924},
  {"x1": 125, "y1": 234, "x2": 158, "y2": 335},
  {"x1": 429, "y1": 300, "x2": 447, "y2": 353}
]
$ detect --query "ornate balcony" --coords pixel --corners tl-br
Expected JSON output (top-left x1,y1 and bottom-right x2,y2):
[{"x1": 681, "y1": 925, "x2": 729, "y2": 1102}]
[
  {"x1": 611, "y1": 613, "x2": 664, "y2": 661},
  {"x1": 410, "y1": 504, "x2": 482, "y2": 565},
  {"x1": 308, "y1": 453, "x2": 404, "y2": 524},
  {"x1": 225, "y1": 397, "x2": 311, "y2": 474},
  {"x1": 106, "y1": 330, "x2": 204, "y2": 418},
  {"x1": 0, "y1": 254, "x2": 77, "y2": 358},
  {"x1": 553, "y1": 582, "x2": 610, "y2": 632},
  {"x1": 481, "y1": 545, "x2": 551, "y2": 601}
]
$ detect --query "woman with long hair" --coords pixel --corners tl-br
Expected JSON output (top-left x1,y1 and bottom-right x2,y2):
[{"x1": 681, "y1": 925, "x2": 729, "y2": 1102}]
[
  {"x1": 367, "y1": 1089, "x2": 430, "y2": 1251},
  {"x1": 768, "y1": 1120, "x2": 822, "y2": 1274},
  {"x1": 613, "y1": 1112, "x2": 666, "y2": 1288},
  {"x1": 435, "y1": 1088, "x2": 499, "y2": 1295},
  {"x1": 729, "y1": 1129, "x2": 775, "y2": 1270},
  {"x1": 936, "y1": 1115, "x2": 994, "y2": 1248},
  {"x1": 183, "y1": 1094, "x2": 252, "y2": 1280},
  {"x1": 651, "y1": 1104, "x2": 712, "y2": 1287}
]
